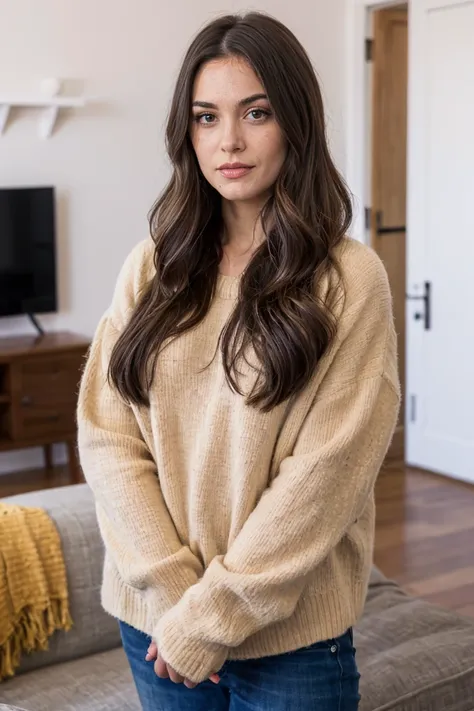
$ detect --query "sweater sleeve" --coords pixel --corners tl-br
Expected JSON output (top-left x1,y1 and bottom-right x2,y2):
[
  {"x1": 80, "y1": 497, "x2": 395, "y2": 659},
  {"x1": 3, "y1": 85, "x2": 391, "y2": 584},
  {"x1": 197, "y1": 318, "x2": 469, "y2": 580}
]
[
  {"x1": 77, "y1": 242, "x2": 204, "y2": 624},
  {"x1": 154, "y1": 249, "x2": 401, "y2": 683}
]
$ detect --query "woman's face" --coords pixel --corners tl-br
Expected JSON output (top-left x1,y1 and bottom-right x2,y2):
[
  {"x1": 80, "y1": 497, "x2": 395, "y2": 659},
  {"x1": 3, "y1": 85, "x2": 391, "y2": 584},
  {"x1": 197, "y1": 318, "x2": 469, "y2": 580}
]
[{"x1": 190, "y1": 56, "x2": 287, "y2": 205}]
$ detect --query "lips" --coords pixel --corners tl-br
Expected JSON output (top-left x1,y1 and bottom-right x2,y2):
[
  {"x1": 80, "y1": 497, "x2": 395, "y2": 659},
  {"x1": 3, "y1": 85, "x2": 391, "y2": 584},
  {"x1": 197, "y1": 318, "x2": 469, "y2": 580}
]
[{"x1": 218, "y1": 163, "x2": 254, "y2": 179}]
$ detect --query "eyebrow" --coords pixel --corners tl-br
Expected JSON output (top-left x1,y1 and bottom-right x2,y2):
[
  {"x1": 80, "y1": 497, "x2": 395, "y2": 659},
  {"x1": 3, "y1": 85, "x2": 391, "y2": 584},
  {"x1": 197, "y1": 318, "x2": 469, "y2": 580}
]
[{"x1": 191, "y1": 93, "x2": 268, "y2": 110}]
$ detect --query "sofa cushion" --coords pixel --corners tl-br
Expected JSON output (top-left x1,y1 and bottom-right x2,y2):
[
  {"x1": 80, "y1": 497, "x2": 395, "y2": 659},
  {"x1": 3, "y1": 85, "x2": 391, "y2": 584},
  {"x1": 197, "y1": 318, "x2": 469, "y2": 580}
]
[
  {"x1": 356, "y1": 568, "x2": 474, "y2": 710},
  {"x1": 0, "y1": 647, "x2": 139, "y2": 711},
  {"x1": 2, "y1": 485, "x2": 121, "y2": 675}
]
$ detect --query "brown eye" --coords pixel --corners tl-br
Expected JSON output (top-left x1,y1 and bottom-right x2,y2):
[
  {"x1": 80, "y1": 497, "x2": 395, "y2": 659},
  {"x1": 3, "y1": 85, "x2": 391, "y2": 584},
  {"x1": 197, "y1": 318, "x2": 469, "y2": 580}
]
[
  {"x1": 246, "y1": 109, "x2": 271, "y2": 122},
  {"x1": 194, "y1": 113, "x2": 216, "y2": 125}
]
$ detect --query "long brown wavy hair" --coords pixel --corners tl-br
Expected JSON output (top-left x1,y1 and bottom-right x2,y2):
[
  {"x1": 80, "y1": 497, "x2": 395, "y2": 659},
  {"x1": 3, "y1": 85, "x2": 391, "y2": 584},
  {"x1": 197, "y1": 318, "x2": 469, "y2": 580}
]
[{"x1": 109, "y1": 12, "x2": 352, "y2": 412}]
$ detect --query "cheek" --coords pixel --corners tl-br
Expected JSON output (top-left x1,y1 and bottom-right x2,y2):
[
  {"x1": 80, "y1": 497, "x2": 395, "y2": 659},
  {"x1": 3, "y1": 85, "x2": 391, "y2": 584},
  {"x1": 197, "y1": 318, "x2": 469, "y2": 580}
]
[
  {"x1": 259, "y1": 129, "x2": 286, "y2": 173},
  {"x1": 192, "y1": 131, "x2": 217, "y2": 174},
  {"x1": 191, "y1": 134, "x2": 204, "y2": 166}
]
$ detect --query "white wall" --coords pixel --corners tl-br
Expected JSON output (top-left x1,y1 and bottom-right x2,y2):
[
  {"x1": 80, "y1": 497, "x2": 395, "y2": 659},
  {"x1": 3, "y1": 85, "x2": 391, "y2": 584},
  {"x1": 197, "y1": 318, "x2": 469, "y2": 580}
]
[{"x1": 0, "y1": 0, "x2": 348, "y2": 473}]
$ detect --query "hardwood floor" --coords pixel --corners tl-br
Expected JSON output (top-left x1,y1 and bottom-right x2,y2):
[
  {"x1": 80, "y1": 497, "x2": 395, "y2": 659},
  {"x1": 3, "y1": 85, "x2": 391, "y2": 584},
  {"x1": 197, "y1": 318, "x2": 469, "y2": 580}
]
[
  {"x1": 374, "y1": 462, "x2": 474, "y2": 619},
  {"x1": 0, "y1": 464, "x2": 80, "y2": 497},
  {"x1": 1, "y1": 460, "x2": 473, "y2": 619}
]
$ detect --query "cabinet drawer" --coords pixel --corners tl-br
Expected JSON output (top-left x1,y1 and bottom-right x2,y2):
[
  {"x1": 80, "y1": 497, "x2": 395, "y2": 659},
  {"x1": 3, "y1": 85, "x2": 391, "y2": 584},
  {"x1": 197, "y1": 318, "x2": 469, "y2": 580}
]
[
  {"x1": 19, "y1": 355, "x2": 84, "y2": 406},
  {"x1": 16, "y1": 402, "x2": 76, "y2": 440}
]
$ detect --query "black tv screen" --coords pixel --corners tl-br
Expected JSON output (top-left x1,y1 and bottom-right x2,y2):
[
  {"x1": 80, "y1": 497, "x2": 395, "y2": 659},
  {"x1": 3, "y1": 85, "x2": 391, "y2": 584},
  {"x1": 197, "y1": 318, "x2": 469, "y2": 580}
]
[{"x1": 0, "y1": 186, "x2": 57, "y2": 317}]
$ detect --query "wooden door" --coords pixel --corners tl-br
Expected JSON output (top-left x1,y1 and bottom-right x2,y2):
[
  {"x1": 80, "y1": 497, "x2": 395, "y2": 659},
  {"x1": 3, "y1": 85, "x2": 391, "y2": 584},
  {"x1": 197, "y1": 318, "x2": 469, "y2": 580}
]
[{"x1": 371, "y1": 5, "x2": 408, "y2": 460}]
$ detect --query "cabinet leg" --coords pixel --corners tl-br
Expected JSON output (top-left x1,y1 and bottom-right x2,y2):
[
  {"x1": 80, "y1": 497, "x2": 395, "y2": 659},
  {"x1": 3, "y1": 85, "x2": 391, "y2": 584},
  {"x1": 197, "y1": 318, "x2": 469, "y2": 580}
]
[
  {"x1": 44, "y1": 443, "x2": 54, "y2": 471},
  {"x1": 66, "y1": 439, "x2": 82, "y2": 484}
]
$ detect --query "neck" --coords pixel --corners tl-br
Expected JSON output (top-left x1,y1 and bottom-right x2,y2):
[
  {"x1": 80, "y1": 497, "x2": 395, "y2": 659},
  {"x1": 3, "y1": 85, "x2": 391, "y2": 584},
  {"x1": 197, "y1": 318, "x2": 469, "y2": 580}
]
[{"x1": 220, "y1": 197, "x2": 267, "y2": 276}]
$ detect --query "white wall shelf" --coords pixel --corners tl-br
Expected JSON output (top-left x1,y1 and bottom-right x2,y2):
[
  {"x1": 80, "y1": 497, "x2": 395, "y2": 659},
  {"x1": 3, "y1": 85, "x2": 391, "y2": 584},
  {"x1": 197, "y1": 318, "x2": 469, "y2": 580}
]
[{"x1": 0, "y1": 96, "x2": 86, "y2": 138}]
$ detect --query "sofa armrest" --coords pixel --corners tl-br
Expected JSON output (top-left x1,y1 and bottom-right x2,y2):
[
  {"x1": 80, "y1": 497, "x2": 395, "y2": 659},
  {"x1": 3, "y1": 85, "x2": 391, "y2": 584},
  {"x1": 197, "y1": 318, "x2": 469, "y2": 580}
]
[{"x1": 2, "y1": 484, "x2": 121, "y2": 675}]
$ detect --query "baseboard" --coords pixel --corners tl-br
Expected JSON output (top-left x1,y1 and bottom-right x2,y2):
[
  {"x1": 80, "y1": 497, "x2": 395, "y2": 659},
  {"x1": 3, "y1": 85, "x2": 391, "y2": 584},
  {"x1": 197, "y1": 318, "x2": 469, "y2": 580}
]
[{"x1": 0, "y1": 444, "x2": 67, "y2": 476}]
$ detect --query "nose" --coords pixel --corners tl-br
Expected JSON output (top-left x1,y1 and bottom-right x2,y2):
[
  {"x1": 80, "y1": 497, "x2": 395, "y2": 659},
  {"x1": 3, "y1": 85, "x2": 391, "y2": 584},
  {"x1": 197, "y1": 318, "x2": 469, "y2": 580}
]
[{"x1": 220, "y1": 118, "x2": 245, "y2": 154}]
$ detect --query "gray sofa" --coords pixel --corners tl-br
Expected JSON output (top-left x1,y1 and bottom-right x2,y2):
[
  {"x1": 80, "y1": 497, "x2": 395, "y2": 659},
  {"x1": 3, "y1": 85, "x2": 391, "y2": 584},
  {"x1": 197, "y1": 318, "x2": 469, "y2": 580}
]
[{"x1": 1, "y1": 484, "x2": 474, "y2": 711}]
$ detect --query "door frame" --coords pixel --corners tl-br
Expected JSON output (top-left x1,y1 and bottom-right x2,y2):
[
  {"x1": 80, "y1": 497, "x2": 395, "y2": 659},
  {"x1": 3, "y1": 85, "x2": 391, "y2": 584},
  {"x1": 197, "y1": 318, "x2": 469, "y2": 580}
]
[
  {"x1": 345, "y1": 0, "x2": 410, "y2": 461},
  {"x1": 345, "y1": 0, "x2": 411, "y2": 245}
]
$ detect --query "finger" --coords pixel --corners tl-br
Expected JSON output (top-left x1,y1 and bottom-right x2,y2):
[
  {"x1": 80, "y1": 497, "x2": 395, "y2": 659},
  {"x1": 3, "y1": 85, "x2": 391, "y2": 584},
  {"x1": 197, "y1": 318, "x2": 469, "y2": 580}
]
[
  {"x1": 209, "y1": 673, "x2": 221, "y2": 684},
  {"x1": 167, "y1": 664, "x2": 185, "y2": 684},
  {"x1": 154, "y1": 655, "x2": 169, "y2": 679},
  {"x1": 184, "y1": 678, "x2": 198, "y2": 689},
  {"x1": 145, "y1": 642, "x2": 158, "y2": 661}
]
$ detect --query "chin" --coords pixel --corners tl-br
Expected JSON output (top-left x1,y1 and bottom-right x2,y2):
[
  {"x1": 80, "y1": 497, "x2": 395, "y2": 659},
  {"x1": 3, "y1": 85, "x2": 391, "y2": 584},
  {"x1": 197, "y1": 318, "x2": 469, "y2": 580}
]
[{"x1": 216, "y1": 183, "x2": 270, "y2": 204}]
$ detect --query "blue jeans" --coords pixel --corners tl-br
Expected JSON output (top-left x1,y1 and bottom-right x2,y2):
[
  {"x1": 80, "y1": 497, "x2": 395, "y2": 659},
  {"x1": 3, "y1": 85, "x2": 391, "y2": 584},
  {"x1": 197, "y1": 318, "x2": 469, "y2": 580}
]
[{"x1": 119, "y1": 621, "x2": 361, "y2": 710}]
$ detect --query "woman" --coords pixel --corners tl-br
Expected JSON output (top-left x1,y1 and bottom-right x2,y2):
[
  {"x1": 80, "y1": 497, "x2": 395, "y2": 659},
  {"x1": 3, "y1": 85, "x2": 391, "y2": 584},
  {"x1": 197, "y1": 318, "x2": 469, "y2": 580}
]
[{"x1": 77, "y1": 11, "x2": 400, "y2": 711}]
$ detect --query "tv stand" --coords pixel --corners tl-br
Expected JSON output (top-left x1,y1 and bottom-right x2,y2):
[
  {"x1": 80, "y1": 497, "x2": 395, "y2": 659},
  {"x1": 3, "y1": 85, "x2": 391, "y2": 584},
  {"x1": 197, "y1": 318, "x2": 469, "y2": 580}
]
[
  {"x1": 0, "y1": 331, "x2": 90, "y2": 482},
  {"x1": 26, "y1": 312, "x2": 45, "y2": 337}
]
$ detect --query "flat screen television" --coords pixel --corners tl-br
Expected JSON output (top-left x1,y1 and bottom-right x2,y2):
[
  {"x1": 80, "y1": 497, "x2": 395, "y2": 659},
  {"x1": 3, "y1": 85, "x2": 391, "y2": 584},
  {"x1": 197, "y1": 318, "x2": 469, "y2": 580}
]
[{"x1": 0, "y1": 186, "x2": 57, "y2": 321}]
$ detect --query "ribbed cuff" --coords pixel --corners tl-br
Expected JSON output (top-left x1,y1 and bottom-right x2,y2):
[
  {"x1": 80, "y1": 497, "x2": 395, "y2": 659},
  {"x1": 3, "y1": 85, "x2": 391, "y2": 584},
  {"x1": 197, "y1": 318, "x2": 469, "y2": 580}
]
[{"x1": 154, "y1": 607, "x2": 228, "y2": 683}]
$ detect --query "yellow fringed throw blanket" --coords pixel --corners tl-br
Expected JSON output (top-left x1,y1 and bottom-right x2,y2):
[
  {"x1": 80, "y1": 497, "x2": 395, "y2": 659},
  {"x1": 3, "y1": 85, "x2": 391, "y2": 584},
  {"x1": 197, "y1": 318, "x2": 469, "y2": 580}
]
[{"x1": 0, "y1": 502, "x2": 73, "y2": 681}]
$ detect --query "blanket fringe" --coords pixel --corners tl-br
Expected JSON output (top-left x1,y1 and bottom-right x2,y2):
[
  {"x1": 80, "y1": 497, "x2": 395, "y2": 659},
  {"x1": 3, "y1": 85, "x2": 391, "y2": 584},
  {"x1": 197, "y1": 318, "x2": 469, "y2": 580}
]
[{"x1": 0, "y1": 598, "x2": 73, "y2": 681}]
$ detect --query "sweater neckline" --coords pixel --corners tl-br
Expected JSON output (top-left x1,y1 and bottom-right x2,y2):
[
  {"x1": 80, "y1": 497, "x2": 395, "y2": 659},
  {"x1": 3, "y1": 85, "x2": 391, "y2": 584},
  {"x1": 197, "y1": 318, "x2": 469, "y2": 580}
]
[{"x1": 216, "y1": 273, "x2": 241, "y2": 300}]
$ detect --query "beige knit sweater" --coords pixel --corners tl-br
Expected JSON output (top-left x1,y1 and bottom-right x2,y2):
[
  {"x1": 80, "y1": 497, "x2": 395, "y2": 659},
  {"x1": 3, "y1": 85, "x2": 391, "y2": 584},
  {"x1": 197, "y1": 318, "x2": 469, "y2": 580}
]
[{"x1": 77, "y1": 236, "x2": 400, "y2": 683}]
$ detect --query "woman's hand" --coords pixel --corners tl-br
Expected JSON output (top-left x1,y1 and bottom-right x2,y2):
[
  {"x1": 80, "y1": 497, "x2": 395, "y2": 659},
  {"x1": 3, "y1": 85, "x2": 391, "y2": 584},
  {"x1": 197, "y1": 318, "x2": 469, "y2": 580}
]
[{"x1": 145, "y1": 641, "x2": 221, "y2": 688}]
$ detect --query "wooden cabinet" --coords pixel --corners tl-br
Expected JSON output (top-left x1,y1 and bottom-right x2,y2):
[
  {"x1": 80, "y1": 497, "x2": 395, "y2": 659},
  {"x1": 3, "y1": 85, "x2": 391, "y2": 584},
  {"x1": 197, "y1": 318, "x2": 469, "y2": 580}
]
[{"x1": 0, "y1": 332, "x2": 90, "y2": 482}]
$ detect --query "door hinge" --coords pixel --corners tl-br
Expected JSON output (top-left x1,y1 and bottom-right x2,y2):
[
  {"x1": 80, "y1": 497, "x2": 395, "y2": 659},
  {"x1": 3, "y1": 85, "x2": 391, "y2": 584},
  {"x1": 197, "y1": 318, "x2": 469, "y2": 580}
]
[
  {"x1": 365, "y1": 207, "x2": 372, "y2": 230},
  {"x1": 410, "y1": 395, "x2": 417, "y2": 423},
  {"x1": 365, "y1": 38, "x2": 374, "y2": 62}
]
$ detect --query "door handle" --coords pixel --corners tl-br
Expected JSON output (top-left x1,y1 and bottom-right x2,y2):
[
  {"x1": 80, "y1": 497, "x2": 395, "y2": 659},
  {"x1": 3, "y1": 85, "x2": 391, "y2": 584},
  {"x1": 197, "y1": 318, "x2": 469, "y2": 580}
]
[
  {"x1": 375, "y1": 210, "x2": 406, "y2": 235},
  {"x1": 406, "y1": 281, "x2": 431, "y2": 330}
]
